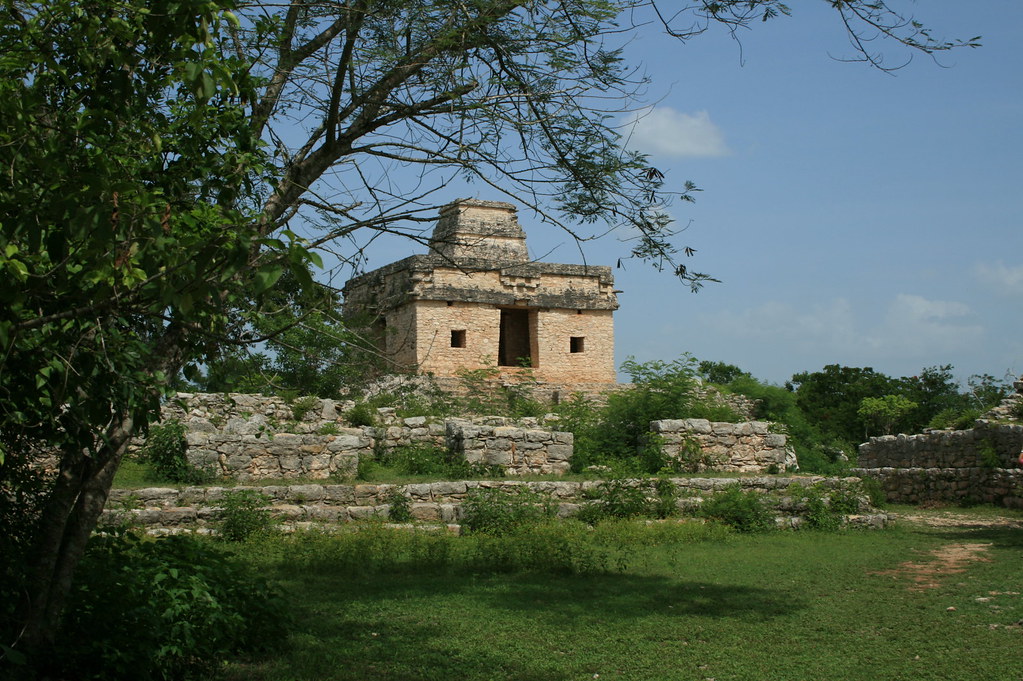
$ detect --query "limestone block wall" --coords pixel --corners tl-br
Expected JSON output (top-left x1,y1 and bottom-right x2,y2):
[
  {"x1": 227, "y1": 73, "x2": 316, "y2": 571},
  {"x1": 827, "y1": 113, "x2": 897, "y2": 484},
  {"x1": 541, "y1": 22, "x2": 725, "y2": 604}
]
[
  {"x1": 853, "y1": 423, "x2": 1023, "y2": 505},
  {"x1": 102, "y1": 475, "x2": 882, "y2": 530},
  {"x1": 445, "y1": 421, "x2": 573, "y2": 475},
  {"x1": 534, "y1": 308, "x2": 615, "y2": 383},
  {"x1": 152, "y1": 393, "x2": 574, "y2": 481},
  {"x1": 185, "y1": 431, "x2": 371, "y2": 482},
  {"x1": 650, "y1": 419, "x2": 791, "y2": 473},
  {"x1": 856, "y1": 425, "x2": 1023, "y2": 469},
  {"x1": 161, "y1": 392, "x2": 345, "y2": 432}
]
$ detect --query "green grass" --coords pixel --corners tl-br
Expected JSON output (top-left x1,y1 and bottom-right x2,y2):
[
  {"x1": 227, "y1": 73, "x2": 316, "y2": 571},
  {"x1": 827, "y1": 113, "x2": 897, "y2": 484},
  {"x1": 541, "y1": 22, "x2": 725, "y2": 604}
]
[{"x1": 223, "y1": 511, "x2": 1023, "y2": 681}]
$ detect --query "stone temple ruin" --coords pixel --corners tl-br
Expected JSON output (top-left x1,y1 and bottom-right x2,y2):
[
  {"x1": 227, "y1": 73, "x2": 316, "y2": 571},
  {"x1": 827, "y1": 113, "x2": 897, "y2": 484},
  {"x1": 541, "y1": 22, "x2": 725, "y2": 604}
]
[{"x1": 342, "y1": 199, "x2": 618, "y2": 385}]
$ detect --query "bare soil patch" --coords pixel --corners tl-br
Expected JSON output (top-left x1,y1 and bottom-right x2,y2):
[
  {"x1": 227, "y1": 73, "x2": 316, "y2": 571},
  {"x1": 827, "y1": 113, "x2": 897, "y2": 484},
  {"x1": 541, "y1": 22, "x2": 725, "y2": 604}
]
[
  {"x1": 873, "y1": 510, "x2": 1022, "y2": 591},
  {"x1": 872, "y1": 542, "x2": 992, "y2": 591}
]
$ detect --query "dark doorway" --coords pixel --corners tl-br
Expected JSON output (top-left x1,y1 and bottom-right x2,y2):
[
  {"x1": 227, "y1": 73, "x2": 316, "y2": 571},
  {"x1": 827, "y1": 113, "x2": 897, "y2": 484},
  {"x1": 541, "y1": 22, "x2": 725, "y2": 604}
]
[{"x1": 498, "y1": 308, "x2": 532, "y2": 367}]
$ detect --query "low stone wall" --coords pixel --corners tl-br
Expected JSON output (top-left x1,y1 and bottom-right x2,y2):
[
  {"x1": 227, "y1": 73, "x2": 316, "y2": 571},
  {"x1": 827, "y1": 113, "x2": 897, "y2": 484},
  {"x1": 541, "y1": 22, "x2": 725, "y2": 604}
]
[
  {"x1": 857, "y1": 424, "x2": 1023, "y2": 469},
  {"x1": 445, "y1": 421, "x2": 573, "y2": 475},
  {"x1": 162, "y1": 392, "x2": 347, "y2": 433},
  {"x1": 851, "y1": 466, "x2": 1023, "y2": 507},
  {"x1": 102, "y1": 475, "x2": 881, "y2": 530},
  {"x1": 853, "y1": 423, "x2": 1023, "y2": 505},
  {"x1": 650, "y1": 419, "x2": 791, "y2": 473},
  {"x1": 185, "y1": 430, "x2": 373, "y2": 482}
]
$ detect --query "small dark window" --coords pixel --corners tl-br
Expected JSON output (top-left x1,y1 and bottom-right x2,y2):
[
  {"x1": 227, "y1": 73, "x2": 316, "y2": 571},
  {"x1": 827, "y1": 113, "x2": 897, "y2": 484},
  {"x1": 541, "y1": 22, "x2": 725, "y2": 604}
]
[
  {"x1": 570, "y1": 336, "x2": 585, "y2": 353},
  {"x1": 451, "y1": 329, "x2": 466, "y2": 348},
  {"x1": 446, "y1": 301, "x2": 454, "y2": 307}
]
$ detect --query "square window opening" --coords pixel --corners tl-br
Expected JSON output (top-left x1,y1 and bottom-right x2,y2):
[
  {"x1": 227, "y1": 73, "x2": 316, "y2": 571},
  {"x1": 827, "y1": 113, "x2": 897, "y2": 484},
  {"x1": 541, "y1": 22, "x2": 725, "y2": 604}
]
[
  {"x1": 570, "y1": 337, "x2": 585, "y2": 353},
  {"x1": 451, "y1": 329, "x2": 466, "y2": 348}
]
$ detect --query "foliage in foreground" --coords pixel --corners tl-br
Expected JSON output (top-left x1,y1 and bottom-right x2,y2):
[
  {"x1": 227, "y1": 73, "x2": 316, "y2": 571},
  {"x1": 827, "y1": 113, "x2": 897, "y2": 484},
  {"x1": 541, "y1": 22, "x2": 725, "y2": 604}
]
[
  {"x1": 36, "y1": 532, "x2": 286, "y2": 681},
  {"x1": 561, "y1": 355, "x2": 741, "y2": 475}
]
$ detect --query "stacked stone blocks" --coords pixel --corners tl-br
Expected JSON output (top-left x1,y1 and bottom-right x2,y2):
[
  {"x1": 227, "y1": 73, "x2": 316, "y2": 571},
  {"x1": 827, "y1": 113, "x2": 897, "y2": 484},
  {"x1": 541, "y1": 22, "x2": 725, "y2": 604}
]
[
  {"x1": 853, "y1": 423, "x2": 1023, "y2": 506},
  {"x1": 651, "y1": 418, "x2": 791, "y2": 473},
  {"x1": 445, "y1": 420, "x2": 573, "y2": 475},
  {"x1": 104, "y1": 475, "x2": 882, "y2": 530}
]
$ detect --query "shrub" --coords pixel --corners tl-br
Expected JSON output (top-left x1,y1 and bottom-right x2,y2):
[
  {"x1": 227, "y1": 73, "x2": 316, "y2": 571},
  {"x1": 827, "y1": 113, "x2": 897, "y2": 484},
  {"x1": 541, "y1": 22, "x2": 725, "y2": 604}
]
[
  {"x1": 699, "y1": 485, "x2": 774, "y2": 533},
  {"x1": 137, "y1": 419, "x2": 208, "y2": 484},
  {"x1": 345, "y1": 401, "x2": 377, "y2": 427},
  {"x1": 797, "y1": 486, "x2": 842, "y2": 531},
  {"x1": 218, "y1": 490, "x2": 275, "y2": 542},
  {"x1": 860, "y1": 477, "x2": 887, "y2": 508},
  {"x1": 927, "y1": 407, "x2": 982, "y2": 430},
  {"x1": 51, "y1": 532, "x2": 286, "y2": 681},
  {"x1": 387, "y1": 489, "x2": 413, "y2": 523},
  {"x1": 288, "y1": 395, "x2": 320, "y2": 422},
  {"x1": 460, "y1": 487, "x2": 552, "y2": 535},
  {"x1": 577, "y1": 479, "x2": 652, "y2": 524},
  {"x1": 379, "y1": 443, "x2": 501, "y2": 480},
  {"x1": 566, "y1": 355, "x2": 740, "y2": 474}
]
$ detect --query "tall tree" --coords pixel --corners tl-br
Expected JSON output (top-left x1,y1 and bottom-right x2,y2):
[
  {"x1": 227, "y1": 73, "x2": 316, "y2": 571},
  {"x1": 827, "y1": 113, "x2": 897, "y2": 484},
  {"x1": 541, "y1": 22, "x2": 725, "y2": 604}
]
[{"x1": 0, "y1": 0, "x2": 976, "y2": 657}]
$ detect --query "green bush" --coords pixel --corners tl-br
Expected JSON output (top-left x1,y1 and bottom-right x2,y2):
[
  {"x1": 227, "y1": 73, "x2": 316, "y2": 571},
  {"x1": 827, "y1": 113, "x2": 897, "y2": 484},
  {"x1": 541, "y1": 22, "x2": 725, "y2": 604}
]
[
  {"x1": 860, "y1": 477, "x2": 887, "y2": 508},
  {"x1": 51, "y1": 532, "x2": 286, "y2": 681},
  {"x1": 927, "y1": 407, "x2": 982, "y2": 430},
  {"x1": 137, "y1": 419, "x2": 209, "y2": 484},
  {"x1": 345, "y1": 401, "x2": 377, "y2": 427},
  {"x1": 797, "y1": 486, "x2": 843, "y2": 531},
  {"x1": 460, "y1": 487, "x2": 552, "y2": 535},
  {"x1": 387, "y1": 489, "x2": 413, "y2": 523},
  {"x1": 218, "y1": 490, "x2": 275, "y2": 542},
  {"x1": 565, "y1": 355, "x2": 741, "y2": 474},
  {"x1": 577, "y1": 479, "x2": 652, "y2": 524},
  {"x1": 288, "y1": 395, "x2": 319, "y2": 422},
  {"x1": 378, "y1": 443, "x2": 501, "y2": 480},
  {"x1": 699, "y1": 485, "x2": 774, "y2": 533}
]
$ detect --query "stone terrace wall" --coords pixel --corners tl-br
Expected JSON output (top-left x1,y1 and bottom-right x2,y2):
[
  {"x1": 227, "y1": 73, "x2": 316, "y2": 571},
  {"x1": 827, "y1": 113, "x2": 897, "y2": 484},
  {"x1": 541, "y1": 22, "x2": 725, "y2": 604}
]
[
  {"x1": 853, "y1": 424, "x2": 1023, "y2": 506},
  {"x1": 159, "y1": 393, "x2": 573, "y2": 481},
  {"x1": 651, "y1": 419, "x2": 793, "y2": 473},
  {"x1": 185, "y1": 430, "x2": 372, "y2": 482},
  {"x1": 446, "y1": 421, "x2": 573, "y2": 475},
  {"x1": 857, "y1": 424, "x2": 1023, "y2": 469},
  {"x1": 103, "y1": 475, "x2": 883, "y2": 530}
]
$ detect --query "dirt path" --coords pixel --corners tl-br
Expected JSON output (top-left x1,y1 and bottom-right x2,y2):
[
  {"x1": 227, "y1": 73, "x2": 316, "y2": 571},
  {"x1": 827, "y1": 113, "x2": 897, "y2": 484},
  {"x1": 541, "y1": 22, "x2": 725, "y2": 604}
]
[{"x1": 874, "y1": 510, "x2": 1022, "y2": 592}]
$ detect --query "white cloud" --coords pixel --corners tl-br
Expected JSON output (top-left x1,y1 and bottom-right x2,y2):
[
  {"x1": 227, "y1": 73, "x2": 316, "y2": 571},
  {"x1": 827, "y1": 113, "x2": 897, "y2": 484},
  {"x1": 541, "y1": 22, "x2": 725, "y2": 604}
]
[
  {"x1": 624, "y1": 107, "x2": 729, "y2": 158},
  {"x1": 974, "y1": 261, "x2": 1023, "y2": 295},
  {"x1": 699, "y1": 294, "x2": 983, "y2": 363},
  {"x1": 875, "y1": 294, "x2": 983, "y2": 355}
]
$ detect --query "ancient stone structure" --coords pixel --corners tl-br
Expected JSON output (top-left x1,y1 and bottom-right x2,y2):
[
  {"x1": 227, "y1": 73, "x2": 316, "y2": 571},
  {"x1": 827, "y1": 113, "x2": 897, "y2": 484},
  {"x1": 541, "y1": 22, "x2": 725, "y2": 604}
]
[
  {"x1": 651, "y1": 419, "x2": 793, "y2": 473},
  {"x1": 852, "y1": 377, "x2": 1023, "y2": 506},
  {"x1": 103, "y1": 476, "x2": 886, "y2": 531},
  {"x1": 853, "y1": 423, "x2": 1023, "y2": 506},
  {"x1": 342, "y1": 199, "x2": 618, "y2": 384},
  {"x1": 445, "y1": 421, "x2": 573, "y2": 476}
]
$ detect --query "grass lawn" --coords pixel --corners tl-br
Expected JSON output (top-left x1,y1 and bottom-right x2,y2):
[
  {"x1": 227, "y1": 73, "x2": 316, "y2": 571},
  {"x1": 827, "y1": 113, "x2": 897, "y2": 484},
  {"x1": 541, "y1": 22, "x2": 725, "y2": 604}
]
[{"x1": 224, "y1": 510, "x2": 1023, "y2": 681}]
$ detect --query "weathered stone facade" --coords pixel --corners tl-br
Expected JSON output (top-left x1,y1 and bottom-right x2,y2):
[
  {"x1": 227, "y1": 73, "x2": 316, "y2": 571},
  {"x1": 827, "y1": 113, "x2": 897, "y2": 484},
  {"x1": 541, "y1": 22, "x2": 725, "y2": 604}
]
[
  {"x1": 651, "y1": 419, "x2": 793, "y2": 473},
  {"x1": 853, "y1": 423, "x2": 1023, "y2": 506},
  {"x1": 342, "y1": 199, "x2": 618, "y2": 384},
  {"x1": 446, "y1": 421, "x2": 573, "y2": 476},
  {"x1": 157, "y1": 392, "x2": 573, "y2": 481}
]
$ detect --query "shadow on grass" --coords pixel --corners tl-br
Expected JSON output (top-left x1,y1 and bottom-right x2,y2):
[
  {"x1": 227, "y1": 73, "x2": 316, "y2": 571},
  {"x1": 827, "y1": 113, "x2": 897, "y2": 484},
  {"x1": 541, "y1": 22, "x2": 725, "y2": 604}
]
[
  {"x1": 231, "y1": 571, "x2": 806, "y2": 681},
  {"x1": 905, "y1": 523, "x2": 1023, "y2": 550}
]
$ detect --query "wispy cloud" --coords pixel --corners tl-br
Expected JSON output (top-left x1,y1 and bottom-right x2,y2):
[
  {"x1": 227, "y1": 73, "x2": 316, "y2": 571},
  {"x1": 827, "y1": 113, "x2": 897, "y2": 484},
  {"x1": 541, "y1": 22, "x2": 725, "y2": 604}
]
[
  {"x1": 624, "y1": 107, "x2": 730, "y2": 158},
  {"x1": 700, "y1": 294, "x2": 983, "y2": 363},
  {"x1": 974, "y1": 261, "x2": 1023, "y2": 295}
]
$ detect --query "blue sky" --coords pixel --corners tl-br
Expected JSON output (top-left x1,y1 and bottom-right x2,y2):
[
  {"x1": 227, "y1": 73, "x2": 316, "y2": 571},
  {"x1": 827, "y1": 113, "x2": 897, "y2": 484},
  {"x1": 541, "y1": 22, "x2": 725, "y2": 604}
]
[{"x1": 332, "y1": 2, "x2": 1023, "y2": 387}]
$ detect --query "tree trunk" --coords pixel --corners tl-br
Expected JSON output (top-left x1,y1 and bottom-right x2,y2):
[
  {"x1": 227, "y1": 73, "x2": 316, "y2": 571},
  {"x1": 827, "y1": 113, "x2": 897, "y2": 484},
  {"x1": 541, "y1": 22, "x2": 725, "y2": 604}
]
[
  {"x1": 19, "y1": 414, "x2": 134, "y2": 651},
  {"x1": 17, "y1": 326, "x2": 185, "y2": 653}
]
